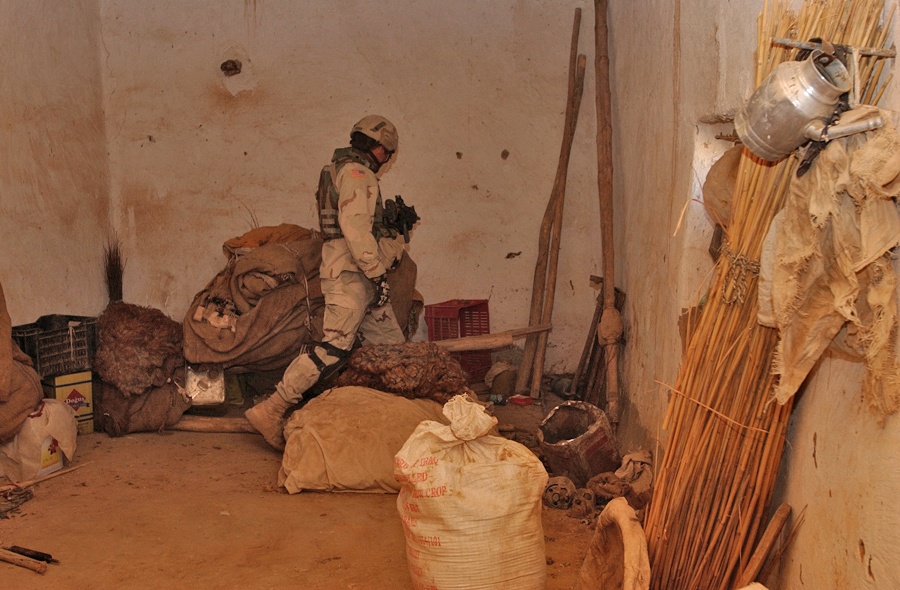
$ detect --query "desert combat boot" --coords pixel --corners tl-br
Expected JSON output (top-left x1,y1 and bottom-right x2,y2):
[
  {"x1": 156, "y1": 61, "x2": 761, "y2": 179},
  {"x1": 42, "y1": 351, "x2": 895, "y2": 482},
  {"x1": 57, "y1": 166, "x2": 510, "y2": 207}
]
[{"x1": 245, "y1": 395, "x2": 291, "y2": 451}]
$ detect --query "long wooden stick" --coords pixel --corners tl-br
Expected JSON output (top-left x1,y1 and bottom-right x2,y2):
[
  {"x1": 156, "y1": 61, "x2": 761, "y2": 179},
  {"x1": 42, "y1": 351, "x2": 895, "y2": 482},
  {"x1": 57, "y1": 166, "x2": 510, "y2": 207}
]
[
  {"x1": 530, "y1": 53, "x2": 587, "y2": 398},
  {"x1": 567, "y1": 290, "x2": 603, "y2": 397},
  {"x1": 735, "y1": 503, "x2": 792, "y2": 587},
  {"x1": 435, "y1": 324, "x2": 551, "y2": 352},
  {"x1": 516, "y1": 8, "x2": 584, "y2": 397},
  {"x1": 1, "y1": 463, "x2": 89, "y2": 492},
  {"x1": 594, "y1": 0, "x2": 620, "y2": 425}
]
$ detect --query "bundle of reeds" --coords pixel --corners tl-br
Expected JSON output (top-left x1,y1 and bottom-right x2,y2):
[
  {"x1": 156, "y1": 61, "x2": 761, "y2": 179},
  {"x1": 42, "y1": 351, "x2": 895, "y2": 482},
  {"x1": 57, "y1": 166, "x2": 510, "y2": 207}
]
[{"x1": 643, "y1": 2, "x2": 894, "y2": 588}]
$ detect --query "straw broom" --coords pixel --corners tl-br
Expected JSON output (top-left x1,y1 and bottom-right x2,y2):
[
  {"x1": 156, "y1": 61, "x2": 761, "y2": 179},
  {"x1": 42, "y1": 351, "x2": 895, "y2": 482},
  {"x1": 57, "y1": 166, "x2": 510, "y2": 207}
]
[{"x1": 643, "y1": 2, "x2": 894, "y2": 589}]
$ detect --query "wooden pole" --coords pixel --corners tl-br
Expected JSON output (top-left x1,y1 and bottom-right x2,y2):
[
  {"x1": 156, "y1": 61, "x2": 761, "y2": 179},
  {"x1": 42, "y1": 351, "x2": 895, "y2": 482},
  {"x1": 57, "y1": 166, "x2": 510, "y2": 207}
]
[
  {"x1": 567, "y1": 289, "x2": 603, "y2": 397},
  {"x1": 594, "y1": 0, "x2": 621, "y2": 426},
  {"x1": 435, "y1": 324, "x2": 551, "y2": 352},
  {"x1": 1, "y1": 463, "x2": 88, "y2": 492},
  {"x1": 735, "y1": 503, "x2": 792, "y2": 587},
  {"x1": 516, "y1": 8, "x2": 585, "y2": 397},
  {"x1": 529, "y1": 52, "x2": 587, "y2": 398},
  {"x1": 170, "y1": 415, "x2": 257, "y2": 433}
]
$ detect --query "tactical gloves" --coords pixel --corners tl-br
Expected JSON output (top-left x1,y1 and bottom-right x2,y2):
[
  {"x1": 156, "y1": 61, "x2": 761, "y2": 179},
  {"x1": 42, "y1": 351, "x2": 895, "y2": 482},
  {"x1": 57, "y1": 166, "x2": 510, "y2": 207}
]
[{"x1": 371, "y1": 274, "x2": 391, "y2": 307}]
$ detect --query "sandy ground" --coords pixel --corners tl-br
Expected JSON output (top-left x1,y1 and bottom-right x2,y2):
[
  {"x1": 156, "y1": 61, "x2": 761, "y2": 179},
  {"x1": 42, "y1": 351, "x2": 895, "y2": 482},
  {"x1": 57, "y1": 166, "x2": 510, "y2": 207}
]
[{"x1": 1, "y1": 399, "x2": 594, "y2": 590}]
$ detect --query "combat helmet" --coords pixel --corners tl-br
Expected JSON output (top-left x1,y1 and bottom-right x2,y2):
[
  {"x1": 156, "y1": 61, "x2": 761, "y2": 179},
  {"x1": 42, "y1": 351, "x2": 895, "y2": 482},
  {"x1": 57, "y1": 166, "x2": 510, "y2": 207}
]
[{"x1": 351, "y1": 115, "x2": 399, "y2": 152}]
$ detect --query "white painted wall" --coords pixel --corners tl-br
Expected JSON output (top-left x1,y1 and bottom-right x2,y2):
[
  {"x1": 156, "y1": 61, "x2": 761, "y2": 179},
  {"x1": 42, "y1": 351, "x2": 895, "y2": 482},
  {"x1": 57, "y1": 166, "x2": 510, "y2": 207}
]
[
  {"x1": 1, "y1": 1, "x2": 898, "y2": 587},
  {"x1": 98, "y1": 0, "x2": 603, "y2": 373},
  {"x1": 0, "y1": 1, "x2": 108, "y2": 323},
  {"x1": 606, "y1": 0, "x2": 764, "y2": 452}
]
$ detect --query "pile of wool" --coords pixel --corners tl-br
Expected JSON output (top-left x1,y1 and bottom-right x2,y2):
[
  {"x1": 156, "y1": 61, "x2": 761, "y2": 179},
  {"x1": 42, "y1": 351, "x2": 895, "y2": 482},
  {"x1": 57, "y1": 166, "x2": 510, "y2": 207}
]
[{"x1": 334, "y1": 341, "x2": 470, "y2": 404}]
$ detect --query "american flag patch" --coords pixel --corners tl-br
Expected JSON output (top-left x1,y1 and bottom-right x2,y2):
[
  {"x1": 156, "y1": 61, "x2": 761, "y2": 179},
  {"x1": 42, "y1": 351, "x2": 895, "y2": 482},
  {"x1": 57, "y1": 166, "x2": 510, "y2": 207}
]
[{"x1": 350, "y1": 169, "x2": 366, "y2": 178}]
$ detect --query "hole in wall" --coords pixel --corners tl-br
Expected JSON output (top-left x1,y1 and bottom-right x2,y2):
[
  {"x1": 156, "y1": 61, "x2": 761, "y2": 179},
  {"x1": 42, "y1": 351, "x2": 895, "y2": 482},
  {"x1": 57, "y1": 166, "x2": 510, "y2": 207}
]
[
  {"x1": 220, "y1": 45, "x2": 255, "y2": 96},
  {"x1": 220, "y1": 59, "x2": 242, "y2": 76}
]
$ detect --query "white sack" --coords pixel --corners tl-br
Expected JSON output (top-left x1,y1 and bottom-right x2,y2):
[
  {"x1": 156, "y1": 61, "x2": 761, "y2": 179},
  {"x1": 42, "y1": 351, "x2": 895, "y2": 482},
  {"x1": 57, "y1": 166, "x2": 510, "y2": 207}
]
[{"x1": 395, "y1": 394, "x2": 548, "y2": 590}]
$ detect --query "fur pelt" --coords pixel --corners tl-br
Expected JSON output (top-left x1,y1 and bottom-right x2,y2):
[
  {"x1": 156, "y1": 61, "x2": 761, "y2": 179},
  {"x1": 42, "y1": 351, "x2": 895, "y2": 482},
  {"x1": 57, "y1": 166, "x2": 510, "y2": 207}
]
[
  {"x1": 94, "y1": 301, "x2": 184, "y2": 397},
  {"x1": 333, "y1": 341, "x2": 470, "y2": 404}
]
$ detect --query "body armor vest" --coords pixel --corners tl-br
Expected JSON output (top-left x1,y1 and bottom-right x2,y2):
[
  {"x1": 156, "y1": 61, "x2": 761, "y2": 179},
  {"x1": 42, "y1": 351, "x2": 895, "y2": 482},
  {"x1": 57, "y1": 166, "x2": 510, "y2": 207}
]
[{"x1": 317, "y1": 148, "x2": 384, "y2": 240}]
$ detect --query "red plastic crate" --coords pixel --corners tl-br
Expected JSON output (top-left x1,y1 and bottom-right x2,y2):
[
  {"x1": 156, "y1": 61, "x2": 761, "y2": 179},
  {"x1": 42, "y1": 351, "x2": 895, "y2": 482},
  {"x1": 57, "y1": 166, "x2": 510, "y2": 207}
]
[{"x1": 425, "y1": 299, "x2": 491, "y2": 383}]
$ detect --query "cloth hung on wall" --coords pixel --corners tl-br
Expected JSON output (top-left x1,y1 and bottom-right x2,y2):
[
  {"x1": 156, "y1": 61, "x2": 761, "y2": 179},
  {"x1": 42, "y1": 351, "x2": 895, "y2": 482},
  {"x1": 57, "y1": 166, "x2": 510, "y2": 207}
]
[{"x1": 758, "y1": 107, "x2": 900, "y2": 416}]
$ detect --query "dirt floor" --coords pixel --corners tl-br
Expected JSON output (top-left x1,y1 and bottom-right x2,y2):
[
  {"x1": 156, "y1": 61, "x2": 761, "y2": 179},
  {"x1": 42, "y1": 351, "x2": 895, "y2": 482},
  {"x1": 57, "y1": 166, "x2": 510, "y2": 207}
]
[{"x1": 1, "y1": 393, "x2": 595, "y2": 589}]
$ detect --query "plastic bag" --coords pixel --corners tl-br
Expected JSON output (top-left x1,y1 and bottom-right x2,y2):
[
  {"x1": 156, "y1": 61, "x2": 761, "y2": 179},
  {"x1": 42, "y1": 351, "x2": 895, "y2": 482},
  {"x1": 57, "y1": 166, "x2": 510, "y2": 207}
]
[
  {"x1": 395, "y1": 394, "x2": 548, "y2": 589},
  {"x1": 0, "y1": 399, "x2": 77, "y2": 483}
]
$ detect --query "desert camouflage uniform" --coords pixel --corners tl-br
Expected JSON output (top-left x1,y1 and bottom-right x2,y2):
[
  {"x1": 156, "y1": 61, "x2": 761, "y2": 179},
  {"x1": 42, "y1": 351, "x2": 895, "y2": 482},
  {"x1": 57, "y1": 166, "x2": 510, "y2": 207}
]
[{"x1": 272, "y1": 148, "x2": 406, "y2": 405}]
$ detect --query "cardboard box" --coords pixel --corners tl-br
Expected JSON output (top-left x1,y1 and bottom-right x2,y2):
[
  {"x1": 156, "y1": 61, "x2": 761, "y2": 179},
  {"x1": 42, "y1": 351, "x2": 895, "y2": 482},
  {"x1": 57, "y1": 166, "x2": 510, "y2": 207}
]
[{"x1": 43, "y1": 371, "x2": 93, "y2": 435}]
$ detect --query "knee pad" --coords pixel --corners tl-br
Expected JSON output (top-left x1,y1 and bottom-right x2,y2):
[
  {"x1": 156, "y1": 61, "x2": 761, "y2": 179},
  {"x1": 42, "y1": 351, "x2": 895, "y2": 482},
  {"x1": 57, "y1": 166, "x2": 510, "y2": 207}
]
[{"x1": 307, "y1": 341, "x2": 353, "y2": 384}]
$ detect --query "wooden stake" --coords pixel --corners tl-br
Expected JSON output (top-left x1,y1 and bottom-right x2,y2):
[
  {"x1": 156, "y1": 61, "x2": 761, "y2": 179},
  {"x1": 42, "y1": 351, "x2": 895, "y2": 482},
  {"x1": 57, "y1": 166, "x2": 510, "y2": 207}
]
[
  {"x1": 530, "y1": 55, "x2": 587, "y2": 398},
  {"x1": 2, "y1": 463, "x2": 89, "y2": 492},
  {"x1": 435, "y1": 324, "x2": 551, "y2": 352}
]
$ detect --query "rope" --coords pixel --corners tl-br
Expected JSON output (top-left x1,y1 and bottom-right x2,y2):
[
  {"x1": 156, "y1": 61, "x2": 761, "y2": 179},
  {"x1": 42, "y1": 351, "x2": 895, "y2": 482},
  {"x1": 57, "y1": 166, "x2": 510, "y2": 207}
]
[
  {"x1": 67, "y1": 322, "x2": 78, "y2": 363},
  {"x1": 720, "y1": 240, "x2": 760, "y2": 305}
]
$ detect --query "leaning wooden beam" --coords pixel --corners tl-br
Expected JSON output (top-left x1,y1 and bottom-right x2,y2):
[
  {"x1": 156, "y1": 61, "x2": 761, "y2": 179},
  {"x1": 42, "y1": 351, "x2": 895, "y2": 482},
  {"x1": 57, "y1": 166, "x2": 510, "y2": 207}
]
[
  {"x1": 594, "y1": 0, "x2": 622, "y2": 427},
  {"x1": 171, "y1": 415, "x2": 257, "y2": 433},
  {"x1": 528, "y1": 13, "x2": 587, "y2": 399},
  {"x1": 516, "y1": 8, "x2": 585, "y2": 397},
  {"x1": 735, "y1": 503, "x2": 792, "y2": 588},
  {"x1": 435, "y1": 324, "x2": 552, "y2": 352}
]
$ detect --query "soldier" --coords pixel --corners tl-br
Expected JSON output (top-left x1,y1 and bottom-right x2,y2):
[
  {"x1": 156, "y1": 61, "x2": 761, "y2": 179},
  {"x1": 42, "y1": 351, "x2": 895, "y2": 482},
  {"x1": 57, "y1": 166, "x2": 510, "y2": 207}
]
[{"x1": 245, "y1": 115, "x2": 410, "y2": 450}]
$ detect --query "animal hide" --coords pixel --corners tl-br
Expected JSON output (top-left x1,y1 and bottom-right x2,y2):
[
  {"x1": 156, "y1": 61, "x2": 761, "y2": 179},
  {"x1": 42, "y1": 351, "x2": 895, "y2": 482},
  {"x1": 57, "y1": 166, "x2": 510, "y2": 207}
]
[
  {"x1": 94, "y1": 301, "x2": 184, "y2": 397},
  {"x1": 334, "y1": 341, "x2": 470, "y2": 404}
]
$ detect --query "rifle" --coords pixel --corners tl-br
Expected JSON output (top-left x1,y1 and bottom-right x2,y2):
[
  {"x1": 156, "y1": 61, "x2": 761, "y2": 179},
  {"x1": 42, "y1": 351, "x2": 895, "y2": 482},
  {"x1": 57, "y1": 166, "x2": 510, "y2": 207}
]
[{"x1": 382, "y1": 195, "x2": 420, "y2": 243}]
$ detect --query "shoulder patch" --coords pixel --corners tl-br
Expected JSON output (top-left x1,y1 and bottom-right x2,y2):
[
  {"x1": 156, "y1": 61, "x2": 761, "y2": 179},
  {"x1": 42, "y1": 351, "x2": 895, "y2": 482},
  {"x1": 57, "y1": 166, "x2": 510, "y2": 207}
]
[{"x1": 350, "y1": 169, "x2": 367, "y2": 179}]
